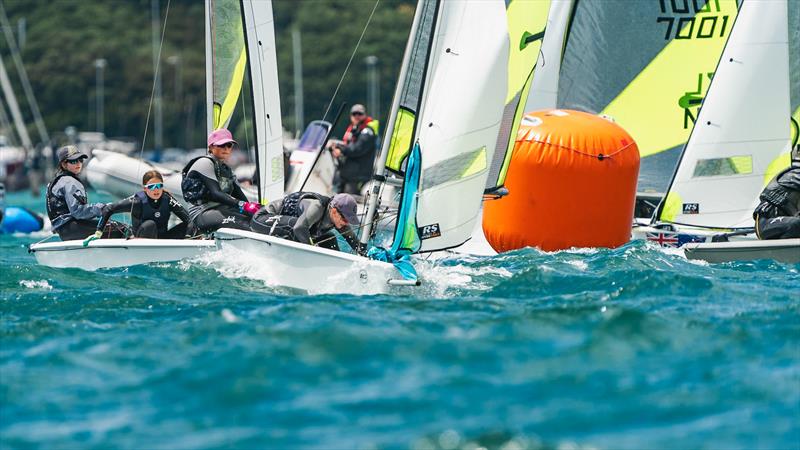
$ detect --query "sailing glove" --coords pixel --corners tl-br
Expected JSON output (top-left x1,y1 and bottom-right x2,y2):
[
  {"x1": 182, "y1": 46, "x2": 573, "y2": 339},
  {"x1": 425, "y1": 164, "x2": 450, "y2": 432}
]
[{"x1": 239, "y1": 201, "x2": 262, "y2": 215}]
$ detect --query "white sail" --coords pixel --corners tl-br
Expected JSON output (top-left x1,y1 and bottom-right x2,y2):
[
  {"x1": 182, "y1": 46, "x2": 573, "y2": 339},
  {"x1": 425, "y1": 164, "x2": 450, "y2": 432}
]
[
  {"x1": 525, "y1": 0, "x2": 573, "y2": 112},
  {"x1": 657, "y1": 0, "x2": 791, "y2": 228},
  {"x1": 414, "y1": 1, "x2": 509, "y2": 252},
  {"x1": 241, "y1": 0, "x2": 284, "y2": 204}
]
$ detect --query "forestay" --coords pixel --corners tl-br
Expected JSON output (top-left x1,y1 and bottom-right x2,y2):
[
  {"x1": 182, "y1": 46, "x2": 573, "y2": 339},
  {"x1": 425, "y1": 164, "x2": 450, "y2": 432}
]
[
  {"x1": 557, "y1": 0, "x2": 738, "y2": 191},
  {"x1": 656, "y1": 0, "x2": 792, "y2": 228}
]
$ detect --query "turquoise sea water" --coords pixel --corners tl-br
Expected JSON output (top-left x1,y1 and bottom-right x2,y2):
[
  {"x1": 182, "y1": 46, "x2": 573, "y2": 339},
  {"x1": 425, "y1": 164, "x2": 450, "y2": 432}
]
[{"x1": 1, "y1": 190, "x2": 799, "y2": 449}]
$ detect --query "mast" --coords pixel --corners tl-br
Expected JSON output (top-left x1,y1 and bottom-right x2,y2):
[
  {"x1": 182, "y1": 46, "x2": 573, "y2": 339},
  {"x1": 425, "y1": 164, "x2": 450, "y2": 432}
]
[
  {"x1": 0, "y1": 2, "x2": 48, "y2": 146},
  {"x1": 204, "y1": 0, "x2": 214, "y2": 133},
  {"x1": 0, "y1": 56, "x2": 32, "y2": 150},
  {"x1": 358, "y1": 0, "x2": 427, "y2": 249}
]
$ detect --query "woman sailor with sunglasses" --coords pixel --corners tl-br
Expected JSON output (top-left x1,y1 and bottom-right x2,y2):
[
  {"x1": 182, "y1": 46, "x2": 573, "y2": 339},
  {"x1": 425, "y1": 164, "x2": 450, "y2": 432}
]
[
  {"x1": 179, "y1": 128, "x2": 260, "y2": 233},
  {"x1": 45, "y1": 145, "x2": 127, "y2": 241},
  {"x1": 87, "y1": 170, "x2": 192, "y2": 243}
]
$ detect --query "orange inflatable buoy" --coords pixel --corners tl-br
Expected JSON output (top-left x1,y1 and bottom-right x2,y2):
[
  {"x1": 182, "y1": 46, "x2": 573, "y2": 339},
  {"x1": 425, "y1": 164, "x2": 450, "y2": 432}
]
[{"x1": 483, "y1": 109, "x2": 640, "y2": 252}]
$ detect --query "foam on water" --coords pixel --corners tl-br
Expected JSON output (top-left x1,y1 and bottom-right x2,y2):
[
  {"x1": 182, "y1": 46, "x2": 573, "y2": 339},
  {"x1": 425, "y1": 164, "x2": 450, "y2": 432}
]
[{"x1": 2, "y1": 190, "x2": 799, "y2": 449}]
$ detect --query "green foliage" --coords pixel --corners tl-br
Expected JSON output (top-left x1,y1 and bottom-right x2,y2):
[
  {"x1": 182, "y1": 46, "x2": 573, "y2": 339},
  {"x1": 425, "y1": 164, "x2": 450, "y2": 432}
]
[{"x1": 2, "y1": 0, "x2": 413, "y2": 149}]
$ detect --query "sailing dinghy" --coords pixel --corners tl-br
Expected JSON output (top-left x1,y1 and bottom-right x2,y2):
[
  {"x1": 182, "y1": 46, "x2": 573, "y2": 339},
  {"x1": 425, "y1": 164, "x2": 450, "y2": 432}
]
[
  {"x1": 30, "y1": 0, "x2": 284, "y2": 270},
  {"x1": 683, "y1": 239, "x2": 800, "y2": 264},
  {"x1": 632, "y1": 0, "x2": 799, "y2": 262},
  {"x1": 216, "y1": 0, "x2": 511, "y2": 293}
]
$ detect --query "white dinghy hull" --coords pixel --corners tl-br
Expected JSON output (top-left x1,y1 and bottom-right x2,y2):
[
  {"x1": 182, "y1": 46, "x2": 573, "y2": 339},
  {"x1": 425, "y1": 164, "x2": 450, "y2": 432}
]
[
  {"x1": 29, "y1": 239, "x2": 216, "y2": 270},
  {"x1": 214, "y1": 228, "x2": 408, "y2": 294},
  {"x1": 683, "y1": 238, "x2": 800, "y2": 264}
]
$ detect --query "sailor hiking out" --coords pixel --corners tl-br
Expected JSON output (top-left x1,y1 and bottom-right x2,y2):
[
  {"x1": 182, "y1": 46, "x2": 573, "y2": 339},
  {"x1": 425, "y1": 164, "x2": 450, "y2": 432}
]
[
  {"x1": 753, "y1": 147, "x2": 800, "y2": 240},
  {"x1": 84, "y1": 170, "x2": 193, "y2": 245},
  {"x1": 250, "y1": 191, "x2": 360, "y2": 252},
  {"x1": 181, "y1": 129, "x2": 261, "y2": 233},
  {"x1": 45, "y1": 145, "x2": 127, "y2": 241}
]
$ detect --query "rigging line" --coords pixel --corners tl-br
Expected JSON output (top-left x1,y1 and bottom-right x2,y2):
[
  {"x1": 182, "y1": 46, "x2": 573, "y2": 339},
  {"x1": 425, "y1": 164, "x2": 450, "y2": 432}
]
[
  {"x1": 320, "y1": 0, "x2": 381, "y2": 122},
  {"x1": 133, "y1": 0, "x2": 171, "y2": 220}
]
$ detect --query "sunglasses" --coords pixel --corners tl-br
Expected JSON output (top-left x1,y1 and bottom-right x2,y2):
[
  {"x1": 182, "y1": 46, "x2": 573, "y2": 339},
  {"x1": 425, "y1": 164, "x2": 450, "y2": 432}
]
[
  {"x1": 144, "y1": 182, "x2": 164, "y2": 190},
  {"x1": 65, "y1": 158, "x2": 84, "y2": 164},
  {"x1": 351, "y1": 112, "x2": 364, "y2": 116},
  {"x1": 215, "y1": 142, "x2": 235, "y2": 148}
]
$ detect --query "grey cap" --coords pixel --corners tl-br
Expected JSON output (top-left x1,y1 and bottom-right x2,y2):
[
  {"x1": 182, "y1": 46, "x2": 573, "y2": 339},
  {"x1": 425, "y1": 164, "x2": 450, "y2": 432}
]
[
  {"x1": 56, "y1": 145, "x2": 88, "y2": 162},
  {"x1": 330, "y1": 193, "x2": 359, "y2": 225},
  {"x1": 350, "y1": 104, "x2": 366, "y2": 115}
]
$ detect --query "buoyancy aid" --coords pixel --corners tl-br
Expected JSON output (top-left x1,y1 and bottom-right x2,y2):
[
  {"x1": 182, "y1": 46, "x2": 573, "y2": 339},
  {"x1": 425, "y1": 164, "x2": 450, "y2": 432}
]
[
  {"x1": 45, "y1": 172, "x2": 84, "y2": 222},
  {"x1": 135, "y1": 191, "x2": 172, "y2": 234},
  {"x1": 754, "y1": 166, "x2": 800, "y2": 218},
  {"x1": 181, "y1": 156, "x2": 236, "y2": 205},
  {"x1": 279, "y1": 191, "x2": 332, "y2": 236},
  {"x1": 342, "y1": 117, "x2": 379, "y2": 146}
]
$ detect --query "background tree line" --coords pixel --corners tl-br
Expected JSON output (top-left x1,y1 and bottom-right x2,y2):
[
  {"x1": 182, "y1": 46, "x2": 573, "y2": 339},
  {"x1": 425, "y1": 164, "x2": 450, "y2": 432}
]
[{"x1": 1, "y1": 0, "x2": 414, "y2": 151}]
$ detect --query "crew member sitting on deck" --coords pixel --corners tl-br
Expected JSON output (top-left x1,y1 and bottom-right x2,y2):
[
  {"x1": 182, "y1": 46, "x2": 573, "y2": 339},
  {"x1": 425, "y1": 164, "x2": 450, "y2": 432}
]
[
  {"x1": 250, "y1": 192, "x2": 360, "y2": 252},
  {"x1": 88, "y1": 170, "x2": 192, "y2": 243},
  {"x1": 45, "y1": 145, "x2": 126, "y2": 241},
  {"x1": 753, "y1": 147, "x2": 800, "y2": 240},
  {"x1": 181, "y1": 129, "x2": 261, "y2": 233}
]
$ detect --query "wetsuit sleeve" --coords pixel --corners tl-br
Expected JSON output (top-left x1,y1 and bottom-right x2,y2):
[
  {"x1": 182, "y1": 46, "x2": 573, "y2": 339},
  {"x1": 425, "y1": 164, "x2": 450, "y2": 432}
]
[
  {"x1": 340, "y1": 127, "x2": 376, "y2": 158},
  {"x1": 338, "y1": 224, "x2": 359, "y2": 252},
  {"x1": 61, "y1": 177, "x2": 104, "y2": 219},
  {"x1": 167, "y1": 193, "x2": 191, "y2": 224},
  {"x1": 231, "y1": 182, "x2": 248, "y2": 203},
  {"x1": 777, "y1": 168, "x2": 800, "y2": 192},
  {"x1": 96, "y1": 196, "x2": 135, "y2": 230},
  {"x1": 293, "y1": 199, "x2": 325, "y2": 244}
]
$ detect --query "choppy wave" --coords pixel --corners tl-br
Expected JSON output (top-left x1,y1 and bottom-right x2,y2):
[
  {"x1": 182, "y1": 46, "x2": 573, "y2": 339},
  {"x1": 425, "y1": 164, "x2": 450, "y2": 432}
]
[{"x1": 1, "y1": 191, "x2": 799, "y2": 449}]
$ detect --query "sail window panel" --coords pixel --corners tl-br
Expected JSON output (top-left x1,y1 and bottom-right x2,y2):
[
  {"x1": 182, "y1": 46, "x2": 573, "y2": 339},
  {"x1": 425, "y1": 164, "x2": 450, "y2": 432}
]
[
  {"x1": 384, "y1": 0, "x2": 439, "y2": 174},
  {"x1": 211, "y1": 0, "x2": 247, "y2": 129},
  {"x1": 692, "y1": 155, "x2": 753, "y2": 178},
  {"x1": 422, "y1": 146, "x2": 487, "y2": 191},
  {"x1": 385, "y1": 108, "x2": 416, "y2": 173}
]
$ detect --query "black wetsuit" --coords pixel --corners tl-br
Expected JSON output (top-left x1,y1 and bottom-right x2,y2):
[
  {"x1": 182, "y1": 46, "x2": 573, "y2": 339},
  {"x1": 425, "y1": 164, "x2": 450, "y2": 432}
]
[
  {"x1": 250, "y1": 191, "x2": 358, "y2": 251},
  {"x1": 97, "y1": 191, "x2": 191, "y2": 239},
  {"x1": 753, "y1": 165, "x2": 800, "y2": 240},
  {"x1": 182, "y1": 156, "x2": 251, "y2": 232}
]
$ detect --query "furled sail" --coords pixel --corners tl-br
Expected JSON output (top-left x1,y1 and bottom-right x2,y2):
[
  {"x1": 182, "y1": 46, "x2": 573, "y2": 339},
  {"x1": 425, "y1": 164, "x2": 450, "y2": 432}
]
[
  {"x1": 557, "y1": 0, "x2": 738, "y2": 191},
  {"x1": 206, "y1": 0, "x2": 247, "y2": 131},
  {"x1": 484, "y1": 0, "x2": 552, "y2": 193},
  {"x1": 241, "y1": 0, "x2": 284, "y2": 204},
  {"x1": 656, "y1": 0, "x2": 793, "y2": 228}
]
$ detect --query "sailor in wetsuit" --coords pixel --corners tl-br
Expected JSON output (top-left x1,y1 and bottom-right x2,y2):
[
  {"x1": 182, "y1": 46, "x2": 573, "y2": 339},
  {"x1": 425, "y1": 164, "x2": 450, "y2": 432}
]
[
  {"x1": 250, "y1": 192, "x2": 360, "y2": 252},
  {"x1": 85, "y1": 170, "x2": 192, "y2": 244},
  {"x1": 181, "y1": 128, "x2": 261, "y2": 233},
  {"x1": 45, "y1": 145, "x2": 126, "y2": 241},
  {"x1": 753, "y1": 147, "x2": 800, "y2": 240}
]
